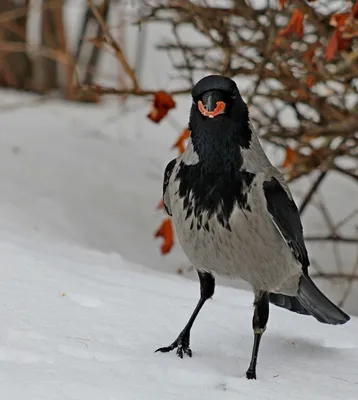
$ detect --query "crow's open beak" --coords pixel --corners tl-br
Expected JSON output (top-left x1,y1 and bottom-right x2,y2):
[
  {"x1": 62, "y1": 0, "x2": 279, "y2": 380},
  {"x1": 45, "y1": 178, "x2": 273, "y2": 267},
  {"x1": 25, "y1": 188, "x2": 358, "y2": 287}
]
[{"x1": 198, "y1": 92, "x2": 226, "y2": 118}]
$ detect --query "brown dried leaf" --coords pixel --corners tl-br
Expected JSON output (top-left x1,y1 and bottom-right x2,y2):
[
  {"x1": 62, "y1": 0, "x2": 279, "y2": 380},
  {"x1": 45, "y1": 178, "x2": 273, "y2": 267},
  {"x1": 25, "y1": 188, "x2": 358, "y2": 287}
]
[
  {"x1": 281, "y1": 147, "x2": 297, "y2": 168},
  {"x1": 353, "y1": 1, "x2": 358, "y2": 18},
  {"x1": 329, "y1": 13, "x2": 349, "y2": 28},
  {"x1": 326, "y1": 29, "x2": 351, "y2": 61},
  {"x1": 279, "y1": 9, "x2": 305, "y2": 38},
  {"x1": 306, "y1": 74, "x2": 316, "y2": 88},
  {"x1": 154, "y1": 218, "x2": 174, "y2": 255},
  {"x1": 172, "y1": 128, "x2": 190, "y2": 154},
  {"x1": 147, "y1": 91, "x2": 176, "y2": 123}
]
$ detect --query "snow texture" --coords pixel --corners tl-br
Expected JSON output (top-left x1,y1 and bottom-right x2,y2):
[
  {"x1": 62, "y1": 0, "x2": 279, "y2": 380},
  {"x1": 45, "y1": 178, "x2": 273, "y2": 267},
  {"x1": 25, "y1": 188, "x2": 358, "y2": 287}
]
[{"x1": 0, "y1": 233, "x2": 358, "y2": 399}]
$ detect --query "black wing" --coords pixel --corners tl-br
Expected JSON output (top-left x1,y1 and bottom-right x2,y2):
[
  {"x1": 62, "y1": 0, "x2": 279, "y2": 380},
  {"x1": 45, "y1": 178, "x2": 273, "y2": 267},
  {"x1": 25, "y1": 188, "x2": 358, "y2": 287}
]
[
  {"x1": 162, "y1": 158, "x2": 177, "y2": 216},
  {"x1": 263, "y1": 177, "x2": 309, "y2": 272}
]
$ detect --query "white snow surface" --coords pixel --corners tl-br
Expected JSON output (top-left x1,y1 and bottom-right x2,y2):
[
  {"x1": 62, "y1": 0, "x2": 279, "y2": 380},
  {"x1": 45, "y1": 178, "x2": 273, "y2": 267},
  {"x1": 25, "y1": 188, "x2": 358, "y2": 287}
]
[{"x1": 1, "y1": 234, "x2": 358, "y2": 400}]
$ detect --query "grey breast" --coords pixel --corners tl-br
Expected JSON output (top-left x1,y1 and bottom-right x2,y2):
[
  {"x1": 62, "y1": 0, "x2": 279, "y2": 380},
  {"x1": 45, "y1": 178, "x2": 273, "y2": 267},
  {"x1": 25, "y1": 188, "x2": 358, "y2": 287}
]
[{"x1": 170, "y1": 172, "x2": 301, "y2": 293}]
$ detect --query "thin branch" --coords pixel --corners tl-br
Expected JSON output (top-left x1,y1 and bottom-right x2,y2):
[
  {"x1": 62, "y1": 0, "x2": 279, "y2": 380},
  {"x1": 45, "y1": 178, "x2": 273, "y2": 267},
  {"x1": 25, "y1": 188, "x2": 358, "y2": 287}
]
[
  {"x1": 304, "y1": 235, "x2": 358, "y2": 243},
  {"x1": 335, "y1": 207, "x2": 358, "y2": 230},
  {"x1": 333, "y1": 164, "x2": 358, "y2": 183},
  {"x1": 299, "y1": 171, "x2": 328, "y2": 215},
  {"x1": 311, "y1": 272, "x2": 358, "y2": 281},
  {"x1": 87, "y1": 0, "x2": 139, "y2": 90},
  {"x1": 81, "y1": 84, "x2": 192, "y2": 96},
  {"x1": 316, "y1": 192, "x2": 343, "y2": 273},
  {"x1": 0, "y1": 40, "x2": 74, "y2": 66},
  {"x1": 338, "y1": 250, "x2": 358, "y2": 307}
]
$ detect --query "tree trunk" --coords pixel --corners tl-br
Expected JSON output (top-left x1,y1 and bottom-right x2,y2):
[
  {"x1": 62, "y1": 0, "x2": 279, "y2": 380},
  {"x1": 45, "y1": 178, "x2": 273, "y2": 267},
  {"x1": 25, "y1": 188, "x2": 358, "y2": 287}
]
[
  {"x1": 68, "y1": 0, "x2": 111, "y2": 102},
  {"x1": 0, "y1": 0, "x2": 32, "y2": 90},
  {"x1": 32, "y1": 0, "x2": 67, "y2": 93},
  {"x1": 84, "y1": 0, "x2": 110, "y2": 86}
]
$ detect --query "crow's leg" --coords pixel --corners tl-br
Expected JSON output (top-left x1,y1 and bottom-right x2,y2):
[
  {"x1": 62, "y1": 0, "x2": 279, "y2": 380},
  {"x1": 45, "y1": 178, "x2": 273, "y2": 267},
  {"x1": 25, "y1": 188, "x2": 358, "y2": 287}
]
[
  {"x1": 246, "y1": 291, "x2": 269, "y2": 380},
  {"x1": 155, "y1": 270, "x2": 215, "y2": 358}
]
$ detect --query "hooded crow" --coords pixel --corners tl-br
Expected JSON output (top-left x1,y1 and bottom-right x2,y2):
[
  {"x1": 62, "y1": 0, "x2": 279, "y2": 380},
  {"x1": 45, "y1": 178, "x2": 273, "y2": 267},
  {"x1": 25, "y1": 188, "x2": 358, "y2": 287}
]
[{"x1": 155, "y1": 74, "x2": 350, "y2": 379}]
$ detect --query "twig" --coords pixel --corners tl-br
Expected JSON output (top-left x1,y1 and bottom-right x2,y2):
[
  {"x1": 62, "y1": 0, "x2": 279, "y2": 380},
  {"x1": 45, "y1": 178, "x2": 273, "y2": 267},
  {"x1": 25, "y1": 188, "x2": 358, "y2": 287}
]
[
  {"x1": 87, "y1": 0, "x2": 139, "y2": 90},
  {"x1": 338, "y1": 250, "x2": 358, "y2": 307},
  {"x1": 0, "y1": 40, "x2": 74, "y2": 65},
  {"x1": 80, "y1": 84, "x2": 192, "y2": 96},
  {"x1": 335, "y1": 207, "x2": 358, "y2": 230},
  {"x1": 304, "y1": 235, "x2": 358, "y2": 243},
  {"x1": 311, "y1": 273, "x2": 358, "y2": 281},
  {"x1": 172, "y1": 23, "x2": 195, "y2": 86},
  {"x1": 333, "y1": 165, "x2": 358, "y2": 183},
  {"x1": 316, "y1": 192, "x2": 343, "y2": 273},
  {"x1": 299, "y1": 171, "x2": 328, "y2": 215}
]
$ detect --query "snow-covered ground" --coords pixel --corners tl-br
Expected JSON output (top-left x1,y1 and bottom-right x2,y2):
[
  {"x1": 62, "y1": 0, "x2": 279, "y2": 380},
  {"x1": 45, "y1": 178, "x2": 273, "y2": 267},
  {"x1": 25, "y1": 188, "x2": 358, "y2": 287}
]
[
  {"x1": 1, "y1": 230, "x2": 358, "y2": 399},
  {"x1": 0, "y1": 92, "x2": 190, "y2": 274}
]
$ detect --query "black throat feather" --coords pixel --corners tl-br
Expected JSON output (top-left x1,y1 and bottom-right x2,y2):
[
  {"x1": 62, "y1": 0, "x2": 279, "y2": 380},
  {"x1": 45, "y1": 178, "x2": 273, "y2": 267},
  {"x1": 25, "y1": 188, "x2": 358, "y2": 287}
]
[{"x1": 175, "y1": 98, "x2": 254, "y2": 232}]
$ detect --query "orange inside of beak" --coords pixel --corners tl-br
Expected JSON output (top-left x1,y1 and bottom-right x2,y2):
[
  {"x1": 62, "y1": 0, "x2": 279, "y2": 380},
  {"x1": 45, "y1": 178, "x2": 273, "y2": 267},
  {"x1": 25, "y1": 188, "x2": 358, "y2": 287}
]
[{"x1": 198, "y1": 100, "x2": 226, "y2": 118}]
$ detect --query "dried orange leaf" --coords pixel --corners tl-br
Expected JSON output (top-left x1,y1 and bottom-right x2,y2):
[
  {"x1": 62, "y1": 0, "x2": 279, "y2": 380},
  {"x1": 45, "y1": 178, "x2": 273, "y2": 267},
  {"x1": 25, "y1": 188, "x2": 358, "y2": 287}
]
[
  {"x1": 172, "y1": 128, "x2": 190, "y2": 154},
  {"x1": 305, "y1": 74, "x2": 316, "y2": 88},
  {"x1": 326, "y1": 28, "x2": 351, "y2": 61},
  {"x1": 353, "y1": 1, "x2": 358, "y2": 18},
  {"x1": 154, "y1": 217, "x2": 174, "y2": 255},
  {"x1": 329, "y1": 13, "x2": 349, "y2": 28},
  {"x1": 326, "y1": 30, "x2": 339, "y2": 61},
  {"x1": 154, "y1": 91, "x2": 176, "y2": 109},
  {"x1": 342, "y1": 29, "x2": 358, "y2": 39},
  {"x1": 147, "y1": 107, "x2": 168, "y2": 123},
  {"x1": 147, "y1": 91, "x2": 176, "y2": 123},
  {"x1": 281, "y1": 147, "x2": 297, "y2": 168},
  {"x1": 338, "y1": 34, "x2": 351, "y2": 50},
  {"x1": 279, "y1": 9, "x2": 304, "y2": 38}
]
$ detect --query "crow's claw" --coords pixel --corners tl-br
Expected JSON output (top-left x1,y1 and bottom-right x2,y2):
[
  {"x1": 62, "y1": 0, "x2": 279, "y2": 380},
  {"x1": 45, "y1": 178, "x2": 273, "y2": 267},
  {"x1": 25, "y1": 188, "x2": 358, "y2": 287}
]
[
  {"x1": 246, "y1": 368, "x2": 256, "y2": 380},
  {"x1": 155, "y1": 344, "x2": 176, "y2": 353},
  {"x1": 176, "y1": 344, "x2": 192, "y2": 358},
  {"x1": 155, "y1": 334, "x2": 192, "y2": 358}
]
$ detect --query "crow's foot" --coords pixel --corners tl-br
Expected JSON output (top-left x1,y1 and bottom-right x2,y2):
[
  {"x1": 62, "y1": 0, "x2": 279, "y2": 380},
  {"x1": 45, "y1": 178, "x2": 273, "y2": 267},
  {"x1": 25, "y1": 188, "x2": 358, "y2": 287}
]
[
  {"x1": 246, "y1": 368, "x2": 256, "y2": 380},
  {"x1": 155, "y1": 334, "x2": 192, "y2": 358}
]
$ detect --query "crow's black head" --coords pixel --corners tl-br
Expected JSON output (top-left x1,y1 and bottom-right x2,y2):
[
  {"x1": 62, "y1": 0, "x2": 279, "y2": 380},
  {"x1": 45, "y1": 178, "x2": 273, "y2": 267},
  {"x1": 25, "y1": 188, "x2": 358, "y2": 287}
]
[{"x1": 189, "y1": 75, "x2": 252, "y2": 153}]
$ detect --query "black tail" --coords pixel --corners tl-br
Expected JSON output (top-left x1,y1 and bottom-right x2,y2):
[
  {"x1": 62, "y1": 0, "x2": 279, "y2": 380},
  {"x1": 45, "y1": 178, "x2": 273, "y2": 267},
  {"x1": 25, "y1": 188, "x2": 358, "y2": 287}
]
[
  {"x1": 270, "y1": 274, "x2": 350, "y2": 325},
  {"x1": 269, "y1": 293, "x2": 310, "y2": 316}
]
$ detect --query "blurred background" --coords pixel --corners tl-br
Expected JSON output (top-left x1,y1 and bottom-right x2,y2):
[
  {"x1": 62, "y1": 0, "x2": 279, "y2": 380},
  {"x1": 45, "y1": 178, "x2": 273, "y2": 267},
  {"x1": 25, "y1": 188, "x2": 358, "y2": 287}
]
[{"x1": 0, "y1": 0, "x2": 357, "y2": 314}]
